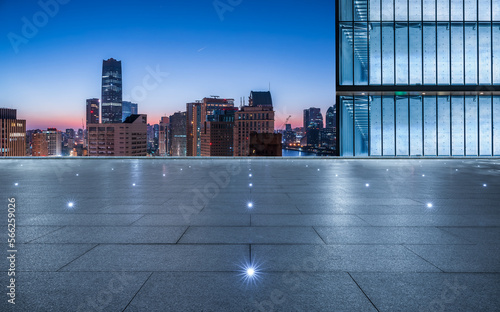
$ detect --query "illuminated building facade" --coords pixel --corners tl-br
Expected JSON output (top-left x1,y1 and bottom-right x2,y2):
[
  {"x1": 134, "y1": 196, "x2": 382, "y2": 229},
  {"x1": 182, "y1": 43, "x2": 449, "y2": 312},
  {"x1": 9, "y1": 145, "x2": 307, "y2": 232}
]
[
  {"x1": 337, "y1": 0, "x2": 500, "y2": 156},
  {"x1": 169, "y1": 111, "x2": 187, "y2": 156},
  {"x1": 101, "y1": 58, "x2": 122, "y2": 123},
  {"x1": 0, "y1": 108, "x2": 26, "y2": 156},
  {"x1": 32, "y1": 132, "x2": 48, "y2": 156}
]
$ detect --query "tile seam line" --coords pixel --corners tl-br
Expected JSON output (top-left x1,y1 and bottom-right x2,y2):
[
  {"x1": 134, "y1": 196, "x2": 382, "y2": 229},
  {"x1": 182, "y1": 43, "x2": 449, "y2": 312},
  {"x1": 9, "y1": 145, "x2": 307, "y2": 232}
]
[
  {"x1": 121, "y1": 271, "x2": 154, "y2": 312},
  {"x1": 56, "y1": 243, "x2": 100, "y2": 272},
  {"x1": 401, "y1": 244, "x2": 445, "y2": 273},
  {"x1": 435, "y1": 226, "x2": 478, "y2": 244},
  {"x1": 128, "y1": 214, "x2": 147, "y2": 226},
  {"x1": 25, "y1": 225, "x2": 67, "y2": 244},
  {"x1": 347, "y1": 272, "x2": 380, "y2": 312},
  {"x1": 175, "y1": 226, "x2": 190, "y2": 244},
  {"x1": 311, "y1": 226, "x2": 328, "y2": 245}
]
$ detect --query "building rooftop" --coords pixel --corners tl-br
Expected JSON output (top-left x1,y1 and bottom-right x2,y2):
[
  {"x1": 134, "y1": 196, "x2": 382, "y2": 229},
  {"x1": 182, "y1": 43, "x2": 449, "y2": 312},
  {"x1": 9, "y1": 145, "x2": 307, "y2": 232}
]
[
  {"x1": 250, "y1": 91, "x2": 273, "y2": 107},
  {"x1": 1, "y1": 158, "x2": 499, "y2": 311}
]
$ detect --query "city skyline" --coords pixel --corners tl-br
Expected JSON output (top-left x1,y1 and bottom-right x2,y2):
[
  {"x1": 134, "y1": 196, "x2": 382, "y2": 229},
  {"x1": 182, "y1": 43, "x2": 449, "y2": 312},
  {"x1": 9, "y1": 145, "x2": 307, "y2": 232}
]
[{"x1": 0, "y1": 0, "x2": 335, "y2": 130}]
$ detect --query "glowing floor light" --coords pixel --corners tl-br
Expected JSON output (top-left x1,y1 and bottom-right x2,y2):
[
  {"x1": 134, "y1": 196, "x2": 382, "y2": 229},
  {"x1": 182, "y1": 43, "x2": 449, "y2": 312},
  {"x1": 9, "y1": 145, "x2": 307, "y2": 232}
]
[
  {"x1": 246, "y1": 267, "x2": 255, "y2": 277},
  {"x1": 238, "y1": 261, "x2": 262, "y2": 285}
]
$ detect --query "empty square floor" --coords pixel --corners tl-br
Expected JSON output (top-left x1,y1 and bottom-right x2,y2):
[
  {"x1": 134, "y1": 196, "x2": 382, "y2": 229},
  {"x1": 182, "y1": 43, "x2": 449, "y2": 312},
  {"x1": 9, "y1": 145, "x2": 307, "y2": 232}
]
[{"x1": 1, "y1": 158, "x2": 499, "y2": 311}]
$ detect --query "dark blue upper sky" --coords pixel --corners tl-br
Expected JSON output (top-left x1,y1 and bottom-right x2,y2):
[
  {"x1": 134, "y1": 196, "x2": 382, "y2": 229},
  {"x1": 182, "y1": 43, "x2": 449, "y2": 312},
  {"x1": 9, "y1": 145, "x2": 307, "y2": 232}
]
[{"x1": 0, "y1": 0, "x2": 335, "y2": 129}]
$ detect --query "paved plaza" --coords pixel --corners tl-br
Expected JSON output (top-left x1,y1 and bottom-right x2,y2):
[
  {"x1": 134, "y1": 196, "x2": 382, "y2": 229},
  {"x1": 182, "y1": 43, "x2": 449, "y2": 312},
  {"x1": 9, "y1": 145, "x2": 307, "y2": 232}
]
[{"x1": 1, "y1": 158, "x2": 499, "y2": 311}]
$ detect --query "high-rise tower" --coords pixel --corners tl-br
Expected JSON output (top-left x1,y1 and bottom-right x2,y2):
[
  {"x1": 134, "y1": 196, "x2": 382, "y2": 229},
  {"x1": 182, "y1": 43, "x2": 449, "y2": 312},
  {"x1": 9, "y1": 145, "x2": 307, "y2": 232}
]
[{"x1": 101, "y1": 58, "x2": 122, "y2": 123}]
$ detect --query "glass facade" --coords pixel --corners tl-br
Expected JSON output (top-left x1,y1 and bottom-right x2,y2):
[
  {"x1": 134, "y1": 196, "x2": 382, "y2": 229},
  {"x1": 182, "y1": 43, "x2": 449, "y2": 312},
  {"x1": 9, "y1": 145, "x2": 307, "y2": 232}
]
[
  {"x1": 337, "y1": 0, "x2": 500, "y2": 156},
  {"x1": 339, "y1": 0, "x2": 500, "y2": 86},
  {"x1": 339, "y1": 94, "x2": 500, "y2": 156}
]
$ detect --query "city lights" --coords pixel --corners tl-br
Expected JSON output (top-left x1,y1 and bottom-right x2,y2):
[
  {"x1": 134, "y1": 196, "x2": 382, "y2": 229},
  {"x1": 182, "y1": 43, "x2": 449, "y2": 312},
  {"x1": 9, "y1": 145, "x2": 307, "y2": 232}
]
[
  {"x1": 249, "y1": 183, "x2": 252, "y2": 187},
  {"x1": 67, "y1": 202, "x2": 74, "y2": 208},
  {"x1": 427, "y1": 203, "x2": 433, "y2": 208},
  {"x1": 247, "y1": 202, "x2": 253, "y2": 208},
  {"x1": 365, "y1": 183, "x2": 369, "y2": 187},
  {"x1": 14, "y1": 183, "x2": 18, "y2": 186}
]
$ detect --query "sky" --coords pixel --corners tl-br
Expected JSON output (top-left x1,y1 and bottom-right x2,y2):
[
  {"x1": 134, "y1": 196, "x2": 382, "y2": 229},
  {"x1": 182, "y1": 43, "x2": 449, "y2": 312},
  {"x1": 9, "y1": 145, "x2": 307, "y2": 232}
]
[{"x1": 0, "y1": 0, "x2": 335, "y2": 130}]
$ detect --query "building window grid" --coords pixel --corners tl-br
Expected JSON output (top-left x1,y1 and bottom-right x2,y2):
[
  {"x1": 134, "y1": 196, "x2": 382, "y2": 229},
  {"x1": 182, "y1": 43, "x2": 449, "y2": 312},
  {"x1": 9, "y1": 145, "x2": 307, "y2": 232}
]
[
  {"x1": 339, "y1": 0, "x2": 498, "y2": 86},
  {"x1": 342, "y1": 94, "x2": 499, "y2": 156}
]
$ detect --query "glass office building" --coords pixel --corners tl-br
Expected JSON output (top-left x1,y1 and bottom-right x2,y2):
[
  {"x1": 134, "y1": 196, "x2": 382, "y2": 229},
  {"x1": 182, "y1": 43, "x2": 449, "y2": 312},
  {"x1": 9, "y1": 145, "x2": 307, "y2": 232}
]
[{"x1": 336, "y1": 0, "x2": 500, "y2": 156}]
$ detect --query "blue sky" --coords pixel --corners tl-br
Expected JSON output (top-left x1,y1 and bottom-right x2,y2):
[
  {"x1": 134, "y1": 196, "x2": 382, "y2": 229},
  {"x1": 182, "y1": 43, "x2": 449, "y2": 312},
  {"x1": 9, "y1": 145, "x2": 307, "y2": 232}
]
[{"x1": 0, "y1": 0, "x2": 335, "y2": 129}]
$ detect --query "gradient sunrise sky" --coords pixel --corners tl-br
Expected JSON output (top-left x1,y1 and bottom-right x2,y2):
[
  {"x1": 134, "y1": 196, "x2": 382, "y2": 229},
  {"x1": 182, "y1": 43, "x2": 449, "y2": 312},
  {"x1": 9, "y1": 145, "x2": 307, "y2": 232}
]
[{"x1": 0, "y1": 0, "x2": 335, "y2": 130}]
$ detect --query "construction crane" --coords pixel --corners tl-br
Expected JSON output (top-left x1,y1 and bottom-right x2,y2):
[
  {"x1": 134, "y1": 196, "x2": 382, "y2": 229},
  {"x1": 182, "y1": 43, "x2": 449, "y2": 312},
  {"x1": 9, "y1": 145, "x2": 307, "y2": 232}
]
[{"x1": 280, "y1": 115, "x2": 291, "y2": 131}]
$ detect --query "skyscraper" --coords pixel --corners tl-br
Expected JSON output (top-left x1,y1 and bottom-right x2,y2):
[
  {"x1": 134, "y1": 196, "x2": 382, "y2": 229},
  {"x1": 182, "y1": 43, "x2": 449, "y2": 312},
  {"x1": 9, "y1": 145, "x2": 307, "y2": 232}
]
[
  {"x1": 234, "y1": 92, "x2": 275, "y2": 156},
  {"x1": 186, "y1": 101, "x2": 202, "y2": 156},
  {"x1": 303, "y1": 108, "x2": 323, "y2": 147},
  {"x1": 101, "y1": 58, "x2": 122, "y2": 123},
  {"x1": 337, "y1": 0, "x2": 500, "y2": 156},
  {"x1": 32, "y1": 131, "x2": 48, "y2": 157},
  {"x1": 0, "y1": 108, "x2": 26, "y2": 156},
  {"x1": 45, "y1": 128, "x2": 62, "y2": 156},
  {"x1": 86, "y1": 98, "x2": 99, "y2": 125},
  {"x1": 200, "y1": 108, "x2": 237, "y2": 156},
  {"x1": 122, "y1": 101, "x2": 138, "y2": 122},
  {"x1": 169, "y1": 111, "x2": 187, "y2": 156},
  {"x1": 159, "y1": 117, "x2": 169, "y2": 156},
  {"x1": 187, "y1": 97, "x2": 234, "y2": 156},
  {"x1": 326, "y1": 105, "x2": 336, "y2": 129}
]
